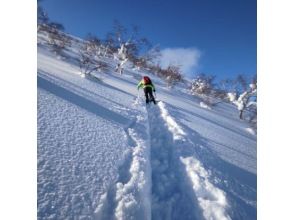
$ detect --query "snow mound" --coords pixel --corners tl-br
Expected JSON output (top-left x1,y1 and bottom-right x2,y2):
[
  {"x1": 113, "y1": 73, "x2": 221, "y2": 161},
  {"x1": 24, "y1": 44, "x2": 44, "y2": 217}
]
[
  {"x1": 158, "y1": 101, "x2": 186, "y2": 140},
  {"x1": 180, "y1": 157, "x2": 231, "y2": 220},
  {"x1": 245, "y1": 127, "x2": 256, "y2": 135},
  {"x1": 200, "y1": 101, "x2": 212, "y2": 110},
  {"x1": 114, "y1": 121, "x2": 152, "y2": 220}
]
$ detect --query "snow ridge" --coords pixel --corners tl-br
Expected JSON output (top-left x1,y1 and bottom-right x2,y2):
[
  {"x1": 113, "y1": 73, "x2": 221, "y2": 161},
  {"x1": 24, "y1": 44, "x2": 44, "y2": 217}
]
[
  {"x1": 148, "y1": 102, "x2": 231, "y2": 220},
  {"x1": 158, "y1": 101, "x2": 186, "y2": 140},
  {"x1": 180, "y1": 157, "x2": 231, "y2": 220},
  {"x1": 148, "y1": 104, "x2": 198, "y2": 220},
  {"x1": 95, "y1": 107, "x2": 152, "y2": 220}
]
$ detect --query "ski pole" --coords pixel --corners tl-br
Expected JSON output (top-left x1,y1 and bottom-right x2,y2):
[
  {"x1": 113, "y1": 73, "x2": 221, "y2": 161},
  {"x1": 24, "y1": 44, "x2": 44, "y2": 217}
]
[
  {"x1": 137, "y1": 90, "x2": 140, "y2": 99},
  {"x1": 136, "y1": 90, "x2": 140, "y2": 102}
]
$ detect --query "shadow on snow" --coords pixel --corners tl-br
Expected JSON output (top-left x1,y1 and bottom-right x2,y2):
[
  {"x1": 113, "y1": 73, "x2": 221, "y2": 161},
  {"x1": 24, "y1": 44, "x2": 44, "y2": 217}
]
[{"x1": 38, "y1": 75, "x2": 131, "y2": 127}]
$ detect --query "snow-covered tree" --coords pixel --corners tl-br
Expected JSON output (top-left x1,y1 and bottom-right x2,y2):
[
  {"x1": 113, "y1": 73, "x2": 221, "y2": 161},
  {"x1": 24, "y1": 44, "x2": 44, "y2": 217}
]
[
  {"x1": 78, "y1": 51, "x2": 108, "y2": 77},
  {"x1": 78, "y1": 40, "x2": 109, "y2": 77},
  {"x1": 96, "y1": 44, "x2": 110, "y2": 58},
  {"x1": 106, "y1": 21, "x2": 153, "y2": 74},
  {"x1": 228, "y1": 80, "x2": 257, "y2": 119},
  {"x1": 160, "y1": 65, "x2": 183, "y2": 88},
  {"x1": 190, "y1": 74, "x2": 215, "y2": 96},
  {"x1": 131, "y1": 57, "x2": 146, "y2": 71},
  {"x1": 83, "y1": 34, "x2": 104, "y2": 59},
  {"x1": 107, "y1": 21, "x2": 130, "y2": 74},
  {"x1": 189, "y1": 73, "x2": 221, "y2": 108},
  {"x1": 40, "y1": 22, "x2": 71, "y2": 56},
  {"x1": 115, "y1": 43, "x2": 128, "y2": 60}
]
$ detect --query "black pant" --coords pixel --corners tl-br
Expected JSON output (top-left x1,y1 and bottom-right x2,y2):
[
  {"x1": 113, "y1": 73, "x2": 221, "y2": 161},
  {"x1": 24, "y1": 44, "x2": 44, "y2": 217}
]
[{"x1": 143, "y1": 87, "x2": 156, "y2": 104}]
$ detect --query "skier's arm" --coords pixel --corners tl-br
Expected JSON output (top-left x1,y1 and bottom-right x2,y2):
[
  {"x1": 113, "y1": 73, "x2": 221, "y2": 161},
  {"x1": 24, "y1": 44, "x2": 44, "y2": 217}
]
[{"x1": 137, "y1": 80, "x2": 143, "y2": 90}]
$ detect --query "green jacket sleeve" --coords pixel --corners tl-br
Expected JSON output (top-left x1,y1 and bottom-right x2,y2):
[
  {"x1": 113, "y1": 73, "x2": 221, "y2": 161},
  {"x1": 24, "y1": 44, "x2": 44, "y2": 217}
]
[{"x1": 137, "y1": 80, "x2": 143, "y2": 89}]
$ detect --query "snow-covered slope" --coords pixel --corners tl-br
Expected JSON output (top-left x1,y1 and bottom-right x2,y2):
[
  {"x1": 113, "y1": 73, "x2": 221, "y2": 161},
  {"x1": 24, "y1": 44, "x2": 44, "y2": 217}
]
[{"x1": 37, "y1": 33, "x2": 256, "y2": 220}]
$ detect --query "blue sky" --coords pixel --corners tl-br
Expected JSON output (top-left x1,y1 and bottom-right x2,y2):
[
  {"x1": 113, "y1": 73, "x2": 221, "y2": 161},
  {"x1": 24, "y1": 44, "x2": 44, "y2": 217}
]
[{"x1": 40, "y1": 0, "x2": 256, "y2": 81}]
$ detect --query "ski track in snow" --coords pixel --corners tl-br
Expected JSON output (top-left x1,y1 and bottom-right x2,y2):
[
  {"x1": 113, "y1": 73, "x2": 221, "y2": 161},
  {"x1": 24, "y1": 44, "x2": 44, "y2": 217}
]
[
  {"x1": 153, "y1": 102, "x2": 256, "y2": 220},
  {"x1": 147, "y1": 102, "x2": 231, "y2": 220},
  {"x1": 95, "y1": 99, "x2": 232, "y2": 220},
  {"x1": 38, "y1": 32, "x2": 256, "y2": 220}
]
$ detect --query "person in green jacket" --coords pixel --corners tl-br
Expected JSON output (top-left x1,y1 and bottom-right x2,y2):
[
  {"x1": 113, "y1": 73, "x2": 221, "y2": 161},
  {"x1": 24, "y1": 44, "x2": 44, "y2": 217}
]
[{"x1": 137, "y1": 76, "x2": 156, "y2": 104}]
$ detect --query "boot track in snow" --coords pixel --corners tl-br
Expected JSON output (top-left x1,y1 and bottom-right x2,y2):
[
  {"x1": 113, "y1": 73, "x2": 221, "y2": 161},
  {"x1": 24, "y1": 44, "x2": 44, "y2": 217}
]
[
  {"x1": 95, "y1": 100, "x2": 231, "y2": 220},
  {"x1": 147, "y1": 102, "x2": 231, "y2": 220},
  {"x1": 95, "y1": 104, "x2": 152, "y2": 220}
]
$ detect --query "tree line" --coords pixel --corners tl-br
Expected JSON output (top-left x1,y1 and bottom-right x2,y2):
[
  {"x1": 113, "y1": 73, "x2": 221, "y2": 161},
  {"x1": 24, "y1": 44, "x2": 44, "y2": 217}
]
[{"x1": 38, "y1": 3, "x2": 256, "y2": 125}]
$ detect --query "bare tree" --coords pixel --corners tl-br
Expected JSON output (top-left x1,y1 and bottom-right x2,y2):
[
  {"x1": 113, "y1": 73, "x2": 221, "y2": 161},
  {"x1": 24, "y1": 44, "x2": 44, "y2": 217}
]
[
  {"x1": 160, "y1": 65, "x2": 183, "y2": 88},
  {"x1": 78, "y1": 51, "x2": 108, "y2": 76},
  {"x1": 190, "y1": 73, "x2": 216, "y2": 95},
  {"x1": 106, "y1": 20, "x2": 153, "y2": 72},
  {"x1": 219, "y1": 74, "x2": 248, "y2": 93},
  {"x1": 132, "y1": 57, "x2": 147, "y2": 71},
  {"x1": 40, "y1": 22, "x2": 72, "y2": 56},
  {"x1": 131, "y1": 47, "x2": 160, "y2": 71},
  {"x1": 210, "y1": 88, "x2": 228, "y2": 100},
  {"x1": 37, "y1": 6, "x2": 49, "y2": 28},
  {"x1": 234, "y1": 74, "x2": 248, "y2": 92},
  {"x1": 149, "y1": 64, "x2": 162, "y2": 76},
  {"x1": 141, "y1": 45, "x2": 161, "y2": 67},
  {"x1": 189, "y1": 73, "x2": 218, "y2": 107},
  {"x1": 78, "y1": 42, "x2": 109, "y2": 78},
  {"x1": 105, "y1": 20, "x2": 127, "y2": 52},
  {"x1": 84, "y1": 34, "x2": 102, "y2": 58},
  {"x1": 219, "y1": 78, "x2": 235, "y2": 92},
  {"x1": 37, "y1": 1, "x2": 50, "y2": 34},
  {"x1": 104, "y1": 33, "x2": 117, "y2": 55}
]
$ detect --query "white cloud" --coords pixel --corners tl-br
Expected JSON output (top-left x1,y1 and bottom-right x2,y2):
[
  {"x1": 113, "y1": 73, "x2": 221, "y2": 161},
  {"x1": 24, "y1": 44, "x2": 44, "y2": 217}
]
[{"x1": 159, "y1": 47, "x2": 201, "y2": 77}]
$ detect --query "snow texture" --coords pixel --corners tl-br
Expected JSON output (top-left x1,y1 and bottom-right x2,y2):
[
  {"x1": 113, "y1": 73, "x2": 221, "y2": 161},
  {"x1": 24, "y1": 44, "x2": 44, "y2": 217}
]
[{"x1": 38, "y1": 32, "x2": 256, "y2": 220}]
